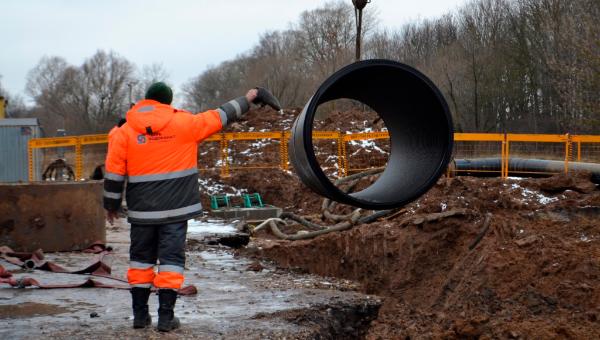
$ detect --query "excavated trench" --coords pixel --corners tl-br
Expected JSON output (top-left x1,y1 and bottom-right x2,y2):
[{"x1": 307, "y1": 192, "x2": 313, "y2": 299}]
[{"x1": 244, "y1": 173, "x2": 600, "y2": 339}]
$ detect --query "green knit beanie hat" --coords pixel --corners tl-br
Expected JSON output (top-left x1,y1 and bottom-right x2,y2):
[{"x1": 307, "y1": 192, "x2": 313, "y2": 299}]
[{"x1": 145, "y1": 82, "x2": 173, "y2": 105}]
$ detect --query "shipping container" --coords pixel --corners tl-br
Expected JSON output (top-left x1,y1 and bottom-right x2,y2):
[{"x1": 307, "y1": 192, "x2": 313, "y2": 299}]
[{"x1": 0, "y1": 118, "x2": 42, "y2": 182}]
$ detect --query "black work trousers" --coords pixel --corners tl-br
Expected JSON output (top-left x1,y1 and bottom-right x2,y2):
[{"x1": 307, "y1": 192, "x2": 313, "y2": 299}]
[{"x1": 129, "y1": 221, "x2": 188, "y2": 289}]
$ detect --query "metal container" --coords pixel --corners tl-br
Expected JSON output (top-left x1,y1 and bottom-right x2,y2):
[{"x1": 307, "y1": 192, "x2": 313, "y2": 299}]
[
  {"x1": 0, "y1": 181, "x2": 105, "y2": 252},
  {"x1": 0, "y1": 118, "x2": 42, "y2": 182}
]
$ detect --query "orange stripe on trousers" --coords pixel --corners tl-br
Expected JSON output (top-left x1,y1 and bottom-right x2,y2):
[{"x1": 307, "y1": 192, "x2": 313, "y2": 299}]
[
  {"x1": 153, "y1": 272, "x2": 184, "y2": 289},
  {"x1": 127, "y1": 268, "x2": 155, "y2": 285}
]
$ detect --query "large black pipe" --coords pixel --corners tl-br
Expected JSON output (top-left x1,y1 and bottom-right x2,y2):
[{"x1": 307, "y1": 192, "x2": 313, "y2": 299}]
[
  {"x1": 454, "y1": 157, "x2": 600, "y2": 183},
  {"x1": 289, "y1": 59, "x2": 454, "y2": 210}
]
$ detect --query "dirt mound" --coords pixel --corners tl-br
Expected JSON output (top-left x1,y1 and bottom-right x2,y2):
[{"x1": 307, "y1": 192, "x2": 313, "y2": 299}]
[
  {"x1": 214, "y1": 169, "x2": 322, "y2": 214},
  {"x1": 247, "y1": 174, "x2": 600, "y2": 338},
  {"x1": 223, "y1": 107, "x2": 299, "y2": 132},
  {"x1": 229, "y1": 106, "x2": 383, "y2": 133},
  {"x1": 528, "y1": 170, "x2": 598, "y2": 194},
  {"x1": 313, "y1": 108, "x2": 384, "y2": 132}
]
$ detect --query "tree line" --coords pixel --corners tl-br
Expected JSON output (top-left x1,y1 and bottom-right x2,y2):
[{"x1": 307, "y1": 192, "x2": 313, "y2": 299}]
[
  {"x1": 1, "y1": 52, "x2": 169, "y2": 134},
  {"x1": 184, "y1": 0, "x2": 599, "y2": 133},
  {"x1": 3, "y1": 0, "x2": 599, "y2": 134}
]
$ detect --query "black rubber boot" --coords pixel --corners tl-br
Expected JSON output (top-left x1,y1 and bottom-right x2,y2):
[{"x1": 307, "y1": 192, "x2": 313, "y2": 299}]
[
  {"x1": 130, "y1": 287, "x2": 152, "y2": 329},
  {"x1": 157, "y1": 289, "x2": 180, "y2": 332}
]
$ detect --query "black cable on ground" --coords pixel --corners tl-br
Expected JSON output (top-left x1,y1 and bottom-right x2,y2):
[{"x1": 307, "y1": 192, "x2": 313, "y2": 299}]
[{"x1": 254, "y1": 168, "x2": 401, "y2": 240}]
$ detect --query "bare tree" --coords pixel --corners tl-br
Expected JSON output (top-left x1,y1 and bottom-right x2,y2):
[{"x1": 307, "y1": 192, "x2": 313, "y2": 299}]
[
  {"x1": 180, "y1": 0, "x2": 598, "y2": 133},
  {"x1": 133, "y1": 63, "x2": 171, "y2": 102},
  {"x1": 77, "y1": 50, "x2": 135, "y2": 132},
  {"x1": 295, "y1": 1, "x2": 358, "y2": 77},
  {"x1": 245, "y1": 30, "x2": 310, "y2": 107},
  {"x1": 25, "y1": 56, "x2": 73, "y2": 131},
  {"x1": 26, "y1": 51, "x2": 135, "y2": 134}
]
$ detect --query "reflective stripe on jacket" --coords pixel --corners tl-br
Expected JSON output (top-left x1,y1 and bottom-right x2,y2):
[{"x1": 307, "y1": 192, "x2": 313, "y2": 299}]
[{"x1": 103, "y1": 99, "x2": 224, "y2": 224}]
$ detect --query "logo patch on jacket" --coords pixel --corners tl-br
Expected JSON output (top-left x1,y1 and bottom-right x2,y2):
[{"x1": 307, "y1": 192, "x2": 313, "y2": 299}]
[
  {"x1": 137, "y1": 134, "x2": 147, "y2": 144},
  {"x1": 148, "y1": 132, "x2": 175, "y2": 142}
]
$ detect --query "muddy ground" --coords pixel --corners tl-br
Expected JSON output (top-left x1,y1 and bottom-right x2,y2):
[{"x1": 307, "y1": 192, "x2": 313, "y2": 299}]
[
  {"x1": 233, "y1": 171, "x2": 600, "y2": 339},
  {"x1": 0, "y1": 219, "x2": 381, "y2": 339}
]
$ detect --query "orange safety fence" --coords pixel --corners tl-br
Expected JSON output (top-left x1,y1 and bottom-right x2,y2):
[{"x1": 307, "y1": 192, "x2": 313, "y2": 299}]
[{"x1": 28, "y1": 132, "x2": 600, "y2": 181}]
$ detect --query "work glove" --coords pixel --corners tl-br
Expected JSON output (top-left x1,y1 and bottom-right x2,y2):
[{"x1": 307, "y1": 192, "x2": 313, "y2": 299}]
[{"x1": 253, "y1": 87, "x2": 282, "y2": 111}]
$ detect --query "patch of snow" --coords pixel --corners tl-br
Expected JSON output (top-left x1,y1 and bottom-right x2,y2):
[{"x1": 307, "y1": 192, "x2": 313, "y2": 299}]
[
  {"x1": 579, "y1": 233, "x2": 592, "y2": 242},
  {"x1": 198, "y1": 177, "x2": 247, "y2": 196},
  {"x1": 349, "y1": 140, "x2": 388, "y2": 155},
  {"x1": 510, "y1": 183, "x2": 558, "y2": 205},
  {"x1": 188, "y1": 220, "x2": 237, "y2": 235},
  {"x1": 325, "y1": 155, "x2": 338, "y2": 160},
  {"x1": 538, "y1": 195, "x2": 558, "y2": 204}
]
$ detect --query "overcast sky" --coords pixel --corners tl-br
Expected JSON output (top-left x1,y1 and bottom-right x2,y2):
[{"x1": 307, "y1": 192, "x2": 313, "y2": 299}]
[{"x1": 1, "y1": 0, "x2": 470, "y2": 103}]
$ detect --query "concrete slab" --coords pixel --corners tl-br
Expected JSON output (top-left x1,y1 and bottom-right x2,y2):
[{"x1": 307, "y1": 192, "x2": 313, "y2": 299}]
[
  {"x1": 0, "y1": 218, "x2": 380, "y2": 339},
  {"x1": 209, "y1": 206, "x2": 282, "y2": 222}
]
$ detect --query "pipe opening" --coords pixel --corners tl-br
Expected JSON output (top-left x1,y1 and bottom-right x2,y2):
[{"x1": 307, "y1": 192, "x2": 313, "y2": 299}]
[
  {"x1": 312, "y1": 99, "x2": 388, "y2": 184},
  {"x1": 290, "y1": 59, "x2": 454, "y2": 210}
]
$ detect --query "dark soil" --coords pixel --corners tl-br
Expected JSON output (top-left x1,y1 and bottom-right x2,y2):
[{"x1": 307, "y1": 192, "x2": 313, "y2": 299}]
[
  {"x1": 226, "y1": 106, "x2": 382, "y2": 133},
  {"x1": 200, "y1": 107, "x2": 600, "y2": 338},
  {"x1": 242, "y1": 173, "x2": 600, "y2": 339}
]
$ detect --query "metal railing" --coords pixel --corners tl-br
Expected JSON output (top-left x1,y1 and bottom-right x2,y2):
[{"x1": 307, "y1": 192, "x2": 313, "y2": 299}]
[{"x1": 28, "y1": 132, "x2": 600, "y2": 181}]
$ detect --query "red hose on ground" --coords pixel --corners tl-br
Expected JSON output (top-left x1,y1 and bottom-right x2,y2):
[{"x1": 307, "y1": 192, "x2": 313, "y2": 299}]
[{"x1": 0, "y1": 244, "x2": 197, "y2": 295}]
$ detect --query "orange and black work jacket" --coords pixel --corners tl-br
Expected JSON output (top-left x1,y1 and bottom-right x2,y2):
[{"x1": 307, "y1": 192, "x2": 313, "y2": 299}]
[{"x1": 103, "y1": 97, "x2": 249, "y2": 224}]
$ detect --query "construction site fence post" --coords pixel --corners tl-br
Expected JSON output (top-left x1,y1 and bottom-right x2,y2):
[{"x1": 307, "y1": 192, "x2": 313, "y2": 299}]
[
  {"x1": 342, "y1": 136, "x2": 349, "y2": 177},
  {"x1": 502, "y1": 134, "x2": 507, "y2": 179},
  {"x1": 220, "y1": 133, "x2": 229, "y2": 178},
  {"x1": 565, "y1": 133, "x2": 571, "y2": 173},
  {"x1": 280, "y1": 131, "x2": 289, "y2": 171},
  {"x1": 28, "y1": 141, "x2": 34, "y2": 182},
  {"x1": 337, "y1": 133, "x2": 347, "y2": 178},
  {"x1": 75, "y1": 140, "x2": 83, "y2": 180}
]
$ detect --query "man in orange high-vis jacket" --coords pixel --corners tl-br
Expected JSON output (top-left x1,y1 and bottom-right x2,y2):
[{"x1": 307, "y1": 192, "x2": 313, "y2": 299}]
[{"x1": 103, "y1": 82, "x2": 257, "y2": 332}]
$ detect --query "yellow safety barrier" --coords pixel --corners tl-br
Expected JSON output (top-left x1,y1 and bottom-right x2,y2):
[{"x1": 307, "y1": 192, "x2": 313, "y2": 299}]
[
  {"x1": 454, "y1": 133, "x2": 506, "y2": 177},
  {"x1": 343, "y1": 131, "x2": 389, "y2": 141},
  {"x1": 505, "y1": 134, "x2": 570, "y2": 176},
  {"x1": 28, "y1": 132, "x2": 600, "y2": 181},
  {"x1": 571, "y1": 135, "x2": 600, "y2": 163}
]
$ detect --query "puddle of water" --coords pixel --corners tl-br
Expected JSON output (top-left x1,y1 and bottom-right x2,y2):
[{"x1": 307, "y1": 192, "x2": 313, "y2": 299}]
[
  {"x1": 188, "y1": 220, "x2": 237, "y2": 235},
  {"x1": 0, "y1": 302, "x2": 71, "y2": 319},
  {"x1": 199, "y1": 251, "x2": 235, "y2": 261}
]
